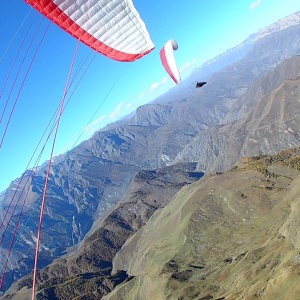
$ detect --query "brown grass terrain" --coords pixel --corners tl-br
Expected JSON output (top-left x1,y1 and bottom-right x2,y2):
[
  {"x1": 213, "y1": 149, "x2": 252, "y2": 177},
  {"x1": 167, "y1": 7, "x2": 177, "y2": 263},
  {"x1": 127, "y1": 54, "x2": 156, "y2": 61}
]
[{"x1": 107, "y1": 148, "x2": 300, "y2": 300}]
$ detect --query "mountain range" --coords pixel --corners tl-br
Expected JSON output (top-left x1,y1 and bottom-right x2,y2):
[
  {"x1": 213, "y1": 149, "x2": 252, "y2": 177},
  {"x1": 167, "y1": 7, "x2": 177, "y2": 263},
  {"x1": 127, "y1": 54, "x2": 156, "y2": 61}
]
[{"x1": 1, "y1": 10, "x2": 300, "y2": 298}]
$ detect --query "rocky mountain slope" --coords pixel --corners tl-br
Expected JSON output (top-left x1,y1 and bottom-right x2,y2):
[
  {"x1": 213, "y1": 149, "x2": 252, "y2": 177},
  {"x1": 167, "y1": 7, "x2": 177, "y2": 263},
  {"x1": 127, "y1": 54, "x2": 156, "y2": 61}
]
[
  {"x1": 2, "y1": 163, "x2": 204, "y2": 299},
  {"x1": 0, "y1": 11, "x2": 300, "y2": 293},
  {"x1": 175, "y1": 55, "x2": 300, "y2": 173},
  {"x1": 105, "y1": 148, "x2": 300, "y2": 300}
]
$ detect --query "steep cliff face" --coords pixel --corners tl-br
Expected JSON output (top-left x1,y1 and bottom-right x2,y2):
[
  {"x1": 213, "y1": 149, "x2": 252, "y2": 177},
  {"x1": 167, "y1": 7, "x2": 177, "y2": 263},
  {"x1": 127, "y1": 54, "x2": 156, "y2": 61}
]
[
  {"x1": 3, "y1": 163, "x2": 204, "y2": 300},
  {"x1": 0, "y1": 151, "x2": 140, "y2": 291},
  {"x1": 106, "y1": 149, "x2": 300, "y2": 300},
  {"x1": 175, "y1": 56, "x2": 300, "y2": 173},
  {"x1": 0, "y1": 122, "x2": 198, "y2": 291},
  {"x1": 83, "y1": 124, "x2": 198, "y2": 168}
]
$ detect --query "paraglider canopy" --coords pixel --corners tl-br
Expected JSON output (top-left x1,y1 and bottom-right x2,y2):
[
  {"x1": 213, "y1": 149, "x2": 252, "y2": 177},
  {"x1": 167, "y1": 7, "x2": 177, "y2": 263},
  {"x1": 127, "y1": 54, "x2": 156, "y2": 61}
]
[
  {"x1": 195, "y1": 82, "x2": 207, "y2": 88},
  {"x1": 24, "y1": 0, "x2": 155, "y2": 62},
  {"x1": 160, "y1": 39, "x2": 181, "y2": 85}
]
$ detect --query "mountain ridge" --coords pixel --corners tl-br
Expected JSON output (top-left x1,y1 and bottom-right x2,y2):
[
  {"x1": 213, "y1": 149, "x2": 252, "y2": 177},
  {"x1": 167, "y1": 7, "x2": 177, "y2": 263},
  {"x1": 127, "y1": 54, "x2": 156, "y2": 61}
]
[
  {"x1": 0, "y1": 10, "x2": 300, "y2": 294},
  {"x1": 3, "y1": 163, "x2": 204, "y2": 299}
]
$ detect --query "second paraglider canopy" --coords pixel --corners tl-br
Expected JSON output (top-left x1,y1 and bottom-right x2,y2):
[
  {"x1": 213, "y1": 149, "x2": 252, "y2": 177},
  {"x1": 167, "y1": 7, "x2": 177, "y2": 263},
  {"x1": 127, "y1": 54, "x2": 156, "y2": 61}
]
[{"x1": 160, "y1": 39, "x2": 181, "y2": 85}]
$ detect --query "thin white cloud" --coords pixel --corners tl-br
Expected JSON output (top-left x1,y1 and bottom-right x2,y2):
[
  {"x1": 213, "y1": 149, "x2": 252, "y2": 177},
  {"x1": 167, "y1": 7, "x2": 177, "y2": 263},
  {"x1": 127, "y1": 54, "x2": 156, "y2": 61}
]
[
  {"x1": 250, "y1": 0, "x2": 262, "y2": 10},
  {"x1": 161, "y1": 77, "x2": 167, "y2": 84},
  {"x1": 180, "y1": 58, "x2": 198, "y2": 74},
  {"x1": 139, "y1": 92, "x2": 146, "y2": 99},
  {"x1": 138, "y1": 76, "x2": 168, "y2": 99},
  {"x1": 180, "y1": 62, "x2": 191, "y2": 73},
  {"x1": 59, "y1": 142, "x2": 75, "y2": 154},
  {"x1": 109, "y1": 102, "x2": 124, "y2": 119},
  {"x1": 108, "y1": 101, "x2": 133, "y2": 120},
  {"x1": 150, "y1": 82, "x2": 160, "y2": 91},
  {"x1": 84, "y1": 115, "x2": 106, "y2": 133},
  {"x1": 191, "y1": 57, "x2": 198, "y2": 65},
  {"x1": 150, "y1": 77, "x2": 168, "y2": 91}
]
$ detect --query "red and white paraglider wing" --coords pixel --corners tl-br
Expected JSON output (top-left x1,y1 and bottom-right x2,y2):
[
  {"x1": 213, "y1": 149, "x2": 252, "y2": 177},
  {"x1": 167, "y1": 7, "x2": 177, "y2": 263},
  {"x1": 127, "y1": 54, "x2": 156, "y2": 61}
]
[
  {"x1": 160, "y1": 39, "x2": 181, "y2": 85},
  {"x1": 24, "y1": 0, "x2": 155, "y2": 62}
]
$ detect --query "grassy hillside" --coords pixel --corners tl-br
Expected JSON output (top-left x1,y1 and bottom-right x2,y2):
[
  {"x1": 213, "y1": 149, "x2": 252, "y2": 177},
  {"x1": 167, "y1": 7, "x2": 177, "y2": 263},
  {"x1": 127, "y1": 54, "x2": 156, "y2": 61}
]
[{"x1": 107, "y1": 148, "x2": 300, "y2": 300}]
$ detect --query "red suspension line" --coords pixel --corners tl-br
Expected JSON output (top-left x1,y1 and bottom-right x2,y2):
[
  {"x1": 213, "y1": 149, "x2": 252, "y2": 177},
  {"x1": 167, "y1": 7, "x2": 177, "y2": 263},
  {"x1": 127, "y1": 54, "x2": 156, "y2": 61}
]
[{"x1": 31, "y1": 37, "x2": 82, "y2": 300}]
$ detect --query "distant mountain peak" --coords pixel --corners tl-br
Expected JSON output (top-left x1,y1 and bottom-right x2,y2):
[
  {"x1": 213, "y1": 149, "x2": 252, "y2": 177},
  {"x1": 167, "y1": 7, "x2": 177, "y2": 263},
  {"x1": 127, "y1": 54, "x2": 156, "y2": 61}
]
[
  {"x1": 257, "y1": 10, "x2": 300, "y2": 39},
  {"x1": 203, "y1": 11, "x2": 300, "y2": 68}
]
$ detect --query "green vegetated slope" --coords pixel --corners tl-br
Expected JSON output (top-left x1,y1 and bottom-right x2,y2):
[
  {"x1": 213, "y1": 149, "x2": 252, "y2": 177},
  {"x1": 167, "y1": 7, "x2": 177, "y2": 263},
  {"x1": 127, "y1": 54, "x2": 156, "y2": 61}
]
[{"x1": 106, "y1": 148, "x2": 300, "y2": 300}]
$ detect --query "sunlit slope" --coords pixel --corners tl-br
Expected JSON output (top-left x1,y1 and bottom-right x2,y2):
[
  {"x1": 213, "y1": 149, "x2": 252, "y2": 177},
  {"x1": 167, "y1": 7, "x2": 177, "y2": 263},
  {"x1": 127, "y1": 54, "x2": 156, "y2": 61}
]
[
  {"x1": 107, "y1": 149, "x2": 300, "y2": 300},
  {"x1": 176, "y1": 56, "x2": 300, "y2": 173}
]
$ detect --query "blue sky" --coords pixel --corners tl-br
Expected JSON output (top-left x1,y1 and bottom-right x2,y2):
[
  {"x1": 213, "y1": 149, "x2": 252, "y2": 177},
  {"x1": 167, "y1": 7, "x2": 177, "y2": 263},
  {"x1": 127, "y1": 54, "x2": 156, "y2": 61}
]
[{"x1": 0, "y1": 0, "x2": 299, "y2": 192}]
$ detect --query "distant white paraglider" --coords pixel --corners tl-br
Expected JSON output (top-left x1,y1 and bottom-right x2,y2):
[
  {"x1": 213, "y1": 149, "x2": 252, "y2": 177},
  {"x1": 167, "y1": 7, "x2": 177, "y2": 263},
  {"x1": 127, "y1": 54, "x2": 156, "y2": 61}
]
[{"x1": 160, "y1": 39, "x2": 181, "y2": 85}]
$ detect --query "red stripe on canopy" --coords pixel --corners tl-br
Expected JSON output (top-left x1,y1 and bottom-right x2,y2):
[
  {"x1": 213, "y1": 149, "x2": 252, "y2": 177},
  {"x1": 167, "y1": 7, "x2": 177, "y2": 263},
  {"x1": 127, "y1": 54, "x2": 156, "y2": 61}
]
[
  {"x1": 24, "y1": 0, "x2": 154, "y2": 62},
  {"x1": 160, "y1": 47, "x2": 178, "y2": 84}
]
